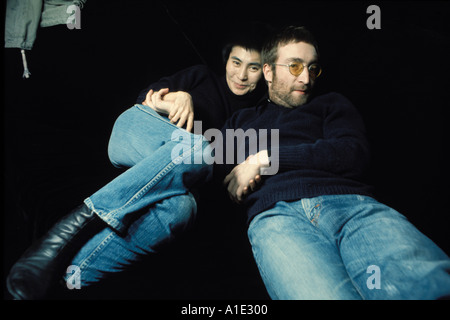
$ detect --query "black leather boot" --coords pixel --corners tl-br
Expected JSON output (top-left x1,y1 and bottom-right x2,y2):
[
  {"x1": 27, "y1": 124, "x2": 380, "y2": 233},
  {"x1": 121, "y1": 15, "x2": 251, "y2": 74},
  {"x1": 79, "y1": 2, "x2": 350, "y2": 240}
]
[{"x1": 6, "y1": 204, "x2": 106, "y2": 300}]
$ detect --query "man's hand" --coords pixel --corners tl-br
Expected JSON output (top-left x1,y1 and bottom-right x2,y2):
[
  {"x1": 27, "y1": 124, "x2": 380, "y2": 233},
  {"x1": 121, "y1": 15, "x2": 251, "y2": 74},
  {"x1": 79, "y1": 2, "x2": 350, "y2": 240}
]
[
  {"x1": 142, "y1": 88, "x2": 195, "y2": 132},
  {"x1": 223, "y1": 150, "x2": 269, "y2": 204}
]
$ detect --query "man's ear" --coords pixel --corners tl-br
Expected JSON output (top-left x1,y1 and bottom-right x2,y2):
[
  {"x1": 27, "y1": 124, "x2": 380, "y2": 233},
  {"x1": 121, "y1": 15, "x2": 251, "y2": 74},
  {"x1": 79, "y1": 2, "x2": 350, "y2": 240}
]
[{"x1": 263, "y1": 63, "x2": 273, "y2": 83}]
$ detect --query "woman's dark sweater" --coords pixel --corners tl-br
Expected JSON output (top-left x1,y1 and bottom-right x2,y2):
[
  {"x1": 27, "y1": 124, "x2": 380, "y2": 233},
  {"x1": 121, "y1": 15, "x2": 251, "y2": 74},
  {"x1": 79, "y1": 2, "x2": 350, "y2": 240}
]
[{"x1": 136, "y1": 64, "x2": 267, "y2": 133}]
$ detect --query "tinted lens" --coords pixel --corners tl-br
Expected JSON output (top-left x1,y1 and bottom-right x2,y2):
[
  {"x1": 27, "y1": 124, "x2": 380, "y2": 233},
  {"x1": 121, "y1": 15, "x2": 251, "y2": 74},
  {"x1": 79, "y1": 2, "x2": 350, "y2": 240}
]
[
  {"x1": 289, "y1": 63, "x2": 304, "y2": 76},
  {"x1": 309, "y1": 64, "x2": 322, "y2": 78}
]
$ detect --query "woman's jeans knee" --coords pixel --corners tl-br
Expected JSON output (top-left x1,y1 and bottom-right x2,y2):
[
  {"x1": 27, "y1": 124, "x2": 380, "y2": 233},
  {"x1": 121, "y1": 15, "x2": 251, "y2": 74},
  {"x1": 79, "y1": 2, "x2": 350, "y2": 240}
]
[
  {"x1": 86, "y1": 104, "x2": 212, "y2": 233},
  {"x1": 65, "y1": 104, "x2": 212, "y2": 285}
]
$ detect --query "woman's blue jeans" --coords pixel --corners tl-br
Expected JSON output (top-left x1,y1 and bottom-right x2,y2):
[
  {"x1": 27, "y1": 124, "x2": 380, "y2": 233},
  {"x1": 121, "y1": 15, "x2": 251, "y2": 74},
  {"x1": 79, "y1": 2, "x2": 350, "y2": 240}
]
[
  {"x1": 247, "y1": 194, "x2": 450, "y2": 299},
  {"x1": 66, "y1": 104, "x2": 212, "y2": 286}
]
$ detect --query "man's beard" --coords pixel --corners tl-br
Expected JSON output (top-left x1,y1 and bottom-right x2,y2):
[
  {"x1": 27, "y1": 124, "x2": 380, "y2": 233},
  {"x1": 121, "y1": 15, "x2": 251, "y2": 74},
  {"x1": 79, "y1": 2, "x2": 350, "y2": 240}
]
[{"x1": 270, "y1": 76, "x2": 311, "y2": 108}]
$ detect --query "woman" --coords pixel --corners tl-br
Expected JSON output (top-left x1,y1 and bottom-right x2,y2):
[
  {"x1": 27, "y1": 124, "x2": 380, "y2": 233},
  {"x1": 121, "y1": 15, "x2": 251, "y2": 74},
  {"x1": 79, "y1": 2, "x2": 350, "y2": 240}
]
[{"x1": 7, "y1": 25, "x2": 269, "y2": 299}]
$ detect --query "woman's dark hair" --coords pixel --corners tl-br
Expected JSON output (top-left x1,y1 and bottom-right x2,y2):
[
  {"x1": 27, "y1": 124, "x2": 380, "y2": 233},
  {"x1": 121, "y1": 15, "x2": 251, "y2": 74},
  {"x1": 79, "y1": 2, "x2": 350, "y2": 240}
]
[{"x1": 221, "y1": 22, "x2": 273, "y2": 64}]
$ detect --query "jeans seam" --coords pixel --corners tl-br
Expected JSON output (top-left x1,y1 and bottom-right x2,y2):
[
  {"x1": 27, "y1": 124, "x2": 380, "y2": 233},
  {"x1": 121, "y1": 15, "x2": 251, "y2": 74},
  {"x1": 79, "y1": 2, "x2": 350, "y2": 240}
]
[
  {"x1": 249, "y1": 230, "x2": 279, "y2": 300},
  {"x1": 101, "y1": 128, "x2": 205, "y2": 230},
  {"x1": 254, "y1": 250, "x2": 279, "y2": 299},
  {"x1": 301, "y1": 199, "x2": 321, "y2": 227},
  {"x1": 135, "y1": 104, "x2": 187, "y2": 132},
  {"x1": 310, "y1": 204, "x2": 321, "y2": 226},
  {"x1": 78, "y1": 230, "x2": 116, "y2": 272}
]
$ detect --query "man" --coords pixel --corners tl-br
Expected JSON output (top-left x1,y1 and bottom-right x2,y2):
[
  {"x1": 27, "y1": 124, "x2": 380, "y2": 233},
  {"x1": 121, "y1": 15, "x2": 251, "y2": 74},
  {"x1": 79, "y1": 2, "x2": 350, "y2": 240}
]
[
  {"x1": 219, "y1": 25, "x2": 450, "y2": 299},
  {"x1": 6, "y1": 25, "x2": 268, "y2": 299}
]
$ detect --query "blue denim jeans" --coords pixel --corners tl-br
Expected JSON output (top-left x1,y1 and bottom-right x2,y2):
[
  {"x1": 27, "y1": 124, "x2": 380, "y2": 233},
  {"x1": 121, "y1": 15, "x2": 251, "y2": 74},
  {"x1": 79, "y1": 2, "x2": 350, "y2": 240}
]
[
  {"x1": 66, "y1": 104, "x2": 212, "y2": 286},
  {"x1": 247, "y1": 194, "x2": 450, "y2": 300}
]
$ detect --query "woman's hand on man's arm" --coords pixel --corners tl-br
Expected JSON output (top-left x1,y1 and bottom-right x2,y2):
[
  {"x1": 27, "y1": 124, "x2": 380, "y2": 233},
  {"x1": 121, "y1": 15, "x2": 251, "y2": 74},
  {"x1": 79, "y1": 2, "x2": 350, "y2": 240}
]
[{"x1": 142, "y1": 88, "x2": 195, "y2": 132}]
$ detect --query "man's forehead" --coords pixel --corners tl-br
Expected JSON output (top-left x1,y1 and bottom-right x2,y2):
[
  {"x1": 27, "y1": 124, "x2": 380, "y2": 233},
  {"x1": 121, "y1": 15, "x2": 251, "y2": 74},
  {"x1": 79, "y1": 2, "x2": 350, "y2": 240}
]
[{"x1": 277, "y1": 41, "x2": 318, "y2": 63}]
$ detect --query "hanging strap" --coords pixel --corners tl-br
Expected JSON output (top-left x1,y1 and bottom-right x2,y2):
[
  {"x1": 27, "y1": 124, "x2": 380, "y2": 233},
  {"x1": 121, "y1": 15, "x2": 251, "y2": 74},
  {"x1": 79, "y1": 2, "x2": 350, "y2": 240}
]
[{"x1": 20, "y1": 49, "x2": 31, "y2": 79}]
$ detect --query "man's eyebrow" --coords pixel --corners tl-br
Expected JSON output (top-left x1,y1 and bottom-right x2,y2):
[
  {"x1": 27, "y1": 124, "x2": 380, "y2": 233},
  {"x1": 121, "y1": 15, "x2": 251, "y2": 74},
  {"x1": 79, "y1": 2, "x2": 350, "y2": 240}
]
[
  {"x1": 286, "y1": 57, "x2": 319, "y2": 65},
  {"x1": 286, "y1": 57, "x2": 304, "y2": 63},
  {"x1": 231, "y1": 56, "x2": 242, "y2": 62}
]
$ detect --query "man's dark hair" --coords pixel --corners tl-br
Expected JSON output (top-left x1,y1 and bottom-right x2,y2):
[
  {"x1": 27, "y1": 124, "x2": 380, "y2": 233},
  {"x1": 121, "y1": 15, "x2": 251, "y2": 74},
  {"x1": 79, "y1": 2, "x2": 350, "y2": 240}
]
[
  {"x1": 221, "y1": 22, "x2": 273, "y2": 64},
  {"x1": 261, "y1": 25, "x2": 320, "y2": 66}
]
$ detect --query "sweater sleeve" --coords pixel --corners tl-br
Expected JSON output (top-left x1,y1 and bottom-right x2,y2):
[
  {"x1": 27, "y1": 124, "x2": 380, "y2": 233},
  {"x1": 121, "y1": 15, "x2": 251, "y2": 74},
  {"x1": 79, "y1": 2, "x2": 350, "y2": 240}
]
[
  {"x1": 271, "y1": 94, "x2": 370, "y2": 179},
  {"x1": 136, "y1": 65, "x2": 210, "y2": 104}
]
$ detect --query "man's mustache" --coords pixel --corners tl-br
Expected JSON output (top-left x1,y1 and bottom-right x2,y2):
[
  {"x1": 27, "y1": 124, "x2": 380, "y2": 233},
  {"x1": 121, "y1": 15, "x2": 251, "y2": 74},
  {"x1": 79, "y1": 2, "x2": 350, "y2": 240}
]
[{"x1": 291, "y1": 85, "x2": 310, "y2": 92}]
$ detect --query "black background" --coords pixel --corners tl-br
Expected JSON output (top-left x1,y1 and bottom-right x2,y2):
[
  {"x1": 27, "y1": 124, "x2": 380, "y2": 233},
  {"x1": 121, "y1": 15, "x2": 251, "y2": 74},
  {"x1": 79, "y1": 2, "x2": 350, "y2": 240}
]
[{"x1": 3, "y1": 0, "x2": 450, "y2": 300}]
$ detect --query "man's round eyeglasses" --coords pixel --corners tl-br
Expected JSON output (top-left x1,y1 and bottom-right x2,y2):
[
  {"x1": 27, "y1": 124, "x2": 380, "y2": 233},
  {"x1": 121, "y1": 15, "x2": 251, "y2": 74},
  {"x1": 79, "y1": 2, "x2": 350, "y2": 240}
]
[{"x1": 274, "y1": 62, "x2": 322, "y2": 79}]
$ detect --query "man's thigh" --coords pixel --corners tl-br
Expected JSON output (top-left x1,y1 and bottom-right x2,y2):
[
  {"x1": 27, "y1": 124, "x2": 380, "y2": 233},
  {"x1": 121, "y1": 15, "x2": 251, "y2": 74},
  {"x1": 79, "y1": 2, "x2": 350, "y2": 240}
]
[
  {"x1": 247, "y1": 200, "x2": 361, "y2": 300},
  {"x1": 334, "y1": 195, "x2": 450, "y2": 299}
]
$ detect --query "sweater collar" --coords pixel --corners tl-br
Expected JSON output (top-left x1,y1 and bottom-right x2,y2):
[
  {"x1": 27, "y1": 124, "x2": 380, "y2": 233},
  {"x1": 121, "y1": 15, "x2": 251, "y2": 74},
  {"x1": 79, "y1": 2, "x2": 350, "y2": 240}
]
[{"x1": 221, "y1": 76, "x2": 267, "y2": 102}]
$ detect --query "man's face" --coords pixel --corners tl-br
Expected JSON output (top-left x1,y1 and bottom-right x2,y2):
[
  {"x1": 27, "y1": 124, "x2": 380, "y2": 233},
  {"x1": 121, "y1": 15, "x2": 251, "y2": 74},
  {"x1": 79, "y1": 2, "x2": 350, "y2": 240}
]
[
  {"x1": 225, "y1": 46, "x2": 262, "y2": 96},
  {"x1": 264, "y1": 41, "x2": 319, "y2": 108}
]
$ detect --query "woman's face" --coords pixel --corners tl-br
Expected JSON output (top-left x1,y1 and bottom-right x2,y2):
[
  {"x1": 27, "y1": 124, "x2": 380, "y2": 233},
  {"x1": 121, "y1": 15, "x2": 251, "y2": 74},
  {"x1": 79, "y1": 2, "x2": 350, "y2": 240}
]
[{"x1": 225, "y1": 46, "x2": 262, "y2": 95}]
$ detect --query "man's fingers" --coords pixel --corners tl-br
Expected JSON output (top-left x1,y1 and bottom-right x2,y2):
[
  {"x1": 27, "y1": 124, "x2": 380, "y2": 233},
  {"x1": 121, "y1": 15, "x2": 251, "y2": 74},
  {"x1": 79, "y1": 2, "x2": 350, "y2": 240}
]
[
  {"x1": 251, "y1": 175, "x2": 262, "y2": 191},
  {"x1": 236, "y1": 185, "x2": 246, "y2": 203},
  {"x1": 227, "y1": 177, "x2": 238, "y2": 202},
  {"x1": 248, "y1": 179, "x2": 256, "y2": 192},
  {"x1": 223, "y1": 171, "x2": 233, "y2": 186},
  {"x1": 224, "y1": 165, "x2": 262, "y2": 204}
]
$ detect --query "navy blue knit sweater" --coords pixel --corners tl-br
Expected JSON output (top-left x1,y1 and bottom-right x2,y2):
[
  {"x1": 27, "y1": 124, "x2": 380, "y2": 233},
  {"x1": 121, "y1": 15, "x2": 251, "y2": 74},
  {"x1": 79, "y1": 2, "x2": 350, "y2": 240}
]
[{"x1": 216, "y1": 92, "x2": 374, "y2": 223}]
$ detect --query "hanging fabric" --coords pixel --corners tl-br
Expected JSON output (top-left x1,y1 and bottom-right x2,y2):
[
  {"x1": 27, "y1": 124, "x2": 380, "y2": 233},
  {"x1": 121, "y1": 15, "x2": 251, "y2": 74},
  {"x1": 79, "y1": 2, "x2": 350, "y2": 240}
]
[{"x1": 4, "y1": 0, "x2": 87, "y2": 78}]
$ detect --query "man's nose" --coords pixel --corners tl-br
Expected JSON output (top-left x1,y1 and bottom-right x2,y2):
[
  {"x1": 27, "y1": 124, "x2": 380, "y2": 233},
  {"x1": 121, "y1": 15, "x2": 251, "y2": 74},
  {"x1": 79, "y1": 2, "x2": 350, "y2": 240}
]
[{"x1": 297, "y1": 67, "x2": 310, "y2": 84}]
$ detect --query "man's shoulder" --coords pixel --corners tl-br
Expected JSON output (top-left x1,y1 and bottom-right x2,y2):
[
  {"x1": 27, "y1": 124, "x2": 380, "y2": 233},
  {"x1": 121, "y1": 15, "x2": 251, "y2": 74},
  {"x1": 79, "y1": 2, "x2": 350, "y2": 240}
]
[
  {"x1": 311, "y1": 92, "x2": 352, "y2": 104},
  {"x1": 235, "y1": 99, "x2": 268, "y2": 116},
  {"x1": 308, "y1": 92, "x2": 357, "y2": 113},
  {"x1": 222, "y1": 100, "x2": 267, "y2": 128}
]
